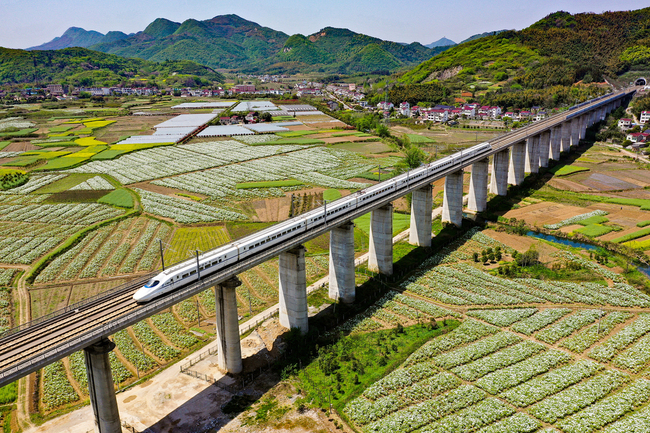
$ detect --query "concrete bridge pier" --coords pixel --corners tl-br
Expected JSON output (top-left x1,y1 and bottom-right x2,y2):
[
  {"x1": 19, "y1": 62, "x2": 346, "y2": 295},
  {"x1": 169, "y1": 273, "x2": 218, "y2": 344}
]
[
  {"x1": 586, "y1": 111, "x2": 595, "y2": 128},
  {"x1": 579, "y1": 114, "x2": 588, "y2": 140},
  {"x1": 84, "y1": 339, "x2": 121, "y2": 433},
  {"x1": 279, "y1": 245, "x2": 309, "y2": 333},
  {"x1": 489, "y1": 150, "x2": 509, "y2": 195},
  {"x1": 442, "y1": 170, "x2": 464, "y2": 227},
  {"x1": 409, "y1": 184, "x2": 433, "y2": 247},
  {"x1": 215, "y1": 277, "x2": 243, "y2": 374},
  {"x1": 539, "y1": 130, "x2": 551, "y2": 168},
  {"x1": 329, "y1": 221, "x2": 356, "y2": 303},
  {"x1": 508, "y1": 140, "x2": 526, "y2": 185},
  {"x1": 525, "y1": 135, "x2": 539, "y2": 174},
  {"x1": 368, "y1": 204, "x2": 393, "y2": 275},
  {"x1": 560, "y1": 121, "x2": 572, "y2": 153},
  {"x1": 550, "y1": 126, "x2": 562, "y2": 161},
  {"x1": 468, "y1": 158, "x2": 488, "y2": 213},
  {"x1": 570, "y1": 118, "x2": 580, "y2": 148}
]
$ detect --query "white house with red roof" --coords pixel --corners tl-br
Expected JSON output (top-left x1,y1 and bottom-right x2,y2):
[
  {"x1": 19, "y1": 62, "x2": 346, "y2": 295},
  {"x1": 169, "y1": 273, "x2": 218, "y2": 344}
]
[
  {"x1": 627, "y1": 132, "x2": 650, "y2": 143},
  {"x1": 618, "y1": 118, "x2": 633, "y2": 129},
  {"x1": 399, "y1": 102, "x2": 411, "y2": 117},
  {"x1": 641, "y1": 111, "x2": 650, "y2": 124}
]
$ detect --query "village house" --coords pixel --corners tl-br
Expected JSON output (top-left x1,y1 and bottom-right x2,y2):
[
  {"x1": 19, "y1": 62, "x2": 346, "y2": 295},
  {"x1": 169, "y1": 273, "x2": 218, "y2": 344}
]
[
  {"x1": 627, "y1": 132, "x2": 650, "y2": 143},
  {"x1": 399, "y1": 102, "x2": 411, "y2": 117},
  {"x1": 618, "y1": 118, "x2": 633, "y2": 129},
  {"x1": 641, "y1": 111, "x2": 650, "y2": 124}
]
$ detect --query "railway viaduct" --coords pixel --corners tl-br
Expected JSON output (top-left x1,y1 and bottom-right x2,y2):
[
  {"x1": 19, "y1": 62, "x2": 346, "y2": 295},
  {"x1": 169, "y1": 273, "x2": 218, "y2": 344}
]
[{"x1": 0, "y1": 88, "x2": 636, "y2": 432}]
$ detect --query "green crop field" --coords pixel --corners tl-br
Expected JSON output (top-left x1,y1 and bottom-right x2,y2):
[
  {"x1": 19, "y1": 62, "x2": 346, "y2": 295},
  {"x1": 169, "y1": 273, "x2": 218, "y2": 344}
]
[
  {"x1": 91, "y1": 149, "x2": 129, "y2": 160},
  {"x1": 165, "y1": 226, "x2": 230, "y2": 264},
  {"x1": 276, "y1": 130, "x2": 319, "y2": 138},
  {"x1": 323, "y1": 189, "x2": 342, "y2": 201},
  {"x1": 572, "y1": 224, "x2": 614, "y2": 237},
  {"x1": 406, "y1": 134, "x2": 435, "y2": 144},
  {"x1": 354, "y1": 212, "x2": 410, "y2": 237},
  {"x1": 98, "y1": 189, "x2": 134, "y2": 208},
  {"x1": 612, "y1": 226, "x2": 650, "y2": 243},
  {"x1": 577, "y1": 215, "x2": 609, "y2": 226},
  {"x1": 549, "y1": 165, "x2": 590, "y2": 176},
  {"x1": 35, "y1": 157, "x2": 90, "y2": 171}
]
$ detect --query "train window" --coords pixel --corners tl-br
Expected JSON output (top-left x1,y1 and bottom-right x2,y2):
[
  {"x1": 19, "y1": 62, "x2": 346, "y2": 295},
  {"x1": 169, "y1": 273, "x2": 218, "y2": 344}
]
[{"x1": 145, "y1": 279, "x2": 160, "y2": 288}]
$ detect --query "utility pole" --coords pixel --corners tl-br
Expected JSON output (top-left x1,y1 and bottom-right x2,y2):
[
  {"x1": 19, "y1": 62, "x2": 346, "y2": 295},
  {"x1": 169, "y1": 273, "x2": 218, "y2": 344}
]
[
  {"x1": 248, "y1": 286, "x2": 253, "y2": 316},
  {"x1": 378, "y1": 164, "x2": 381, "y2": 182},
  {"x1": 195, "y1": 250, "x2": 201, "y2": 280},
  {"x1": 159, "y1": 239, "x2": 165, "y2": 271}
]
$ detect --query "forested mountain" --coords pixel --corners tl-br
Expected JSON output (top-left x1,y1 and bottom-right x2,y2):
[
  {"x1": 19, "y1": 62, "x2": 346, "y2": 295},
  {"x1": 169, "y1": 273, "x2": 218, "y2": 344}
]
[
  {"x1": 389, "y1": 8, "x2": 650, "y2": 109},
  {"x1": 29, "y1": 15, "x2": 446, "y2": 74},
  {"x1": 0, "y1": 47, "x2": 224, "y2": 86},
  {"x1": 401, "y1": 9, "x2": 650, "y2": 88},
  {"x1": 28, "y1": 27, "x2": 129, "y2": 51}
]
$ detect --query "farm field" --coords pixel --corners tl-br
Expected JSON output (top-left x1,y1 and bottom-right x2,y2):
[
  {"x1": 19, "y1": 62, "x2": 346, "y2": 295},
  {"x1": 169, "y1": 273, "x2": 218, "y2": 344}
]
[
  {"x1": 7, "y1": 97, "x2": 650, "y2": 431},
  {"x1": 256, "y1": 225, "x2": 650, "y2": 433}
]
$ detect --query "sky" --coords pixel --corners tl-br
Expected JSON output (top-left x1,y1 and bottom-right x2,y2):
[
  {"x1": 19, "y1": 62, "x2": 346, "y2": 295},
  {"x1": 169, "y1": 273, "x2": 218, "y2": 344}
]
[{"x1": 1, "y1": 0, "x2": 648, "y2": 49}]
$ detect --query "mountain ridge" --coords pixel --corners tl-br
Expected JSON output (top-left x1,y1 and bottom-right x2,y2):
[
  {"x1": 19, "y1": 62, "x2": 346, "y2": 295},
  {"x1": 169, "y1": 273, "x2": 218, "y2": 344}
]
[
  {"x1": 28, "y1": 27, "x2": 130, "y2": 51},
  {"x1": 25, "y1": 15, "x2": 449, "y2": 74}
]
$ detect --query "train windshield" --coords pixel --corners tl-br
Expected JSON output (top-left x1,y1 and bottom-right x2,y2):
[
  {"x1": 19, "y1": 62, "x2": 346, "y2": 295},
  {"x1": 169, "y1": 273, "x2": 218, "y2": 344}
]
[{"x1": 145, "y1": 279, "x2": 160, "y2": 288}]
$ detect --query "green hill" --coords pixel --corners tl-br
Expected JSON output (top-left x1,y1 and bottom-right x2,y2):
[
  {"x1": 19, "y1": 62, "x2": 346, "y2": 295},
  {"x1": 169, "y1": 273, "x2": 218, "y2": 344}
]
[
  {"x1": 400, "y1": 8, "x2": 650, "y2": 89},
  {"x1": 0, "y1": 47, "x2": 224, "y2": 86},
  {"x1": 85, "y1": 15, "x2": 444, "y2": 74}
]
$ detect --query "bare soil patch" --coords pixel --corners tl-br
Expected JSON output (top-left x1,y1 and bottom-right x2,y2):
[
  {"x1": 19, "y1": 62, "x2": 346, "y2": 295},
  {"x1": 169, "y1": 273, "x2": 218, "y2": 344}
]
[
  {"x1": 484, "y1": 229, "x2": 559, "y2": 262},
  {"x1": 3, "y1": 142, "x2": 39, "y2": 152},
  {"x1": 547, "y1": 178, "x2": 594, "y2": 192}
]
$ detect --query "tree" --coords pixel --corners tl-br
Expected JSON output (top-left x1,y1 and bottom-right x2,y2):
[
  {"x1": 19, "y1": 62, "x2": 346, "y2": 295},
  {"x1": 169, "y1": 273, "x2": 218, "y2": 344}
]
[
  {"x1": 376, "y1": 123, "x2": 390, "y2": 138},
  {"x1": 473, "y1": 252, "x2": 479, "y2": 262},
  {"x1": 516, "y1": 246, "x2": 539, "y2": 267},
  {"x1": 403, "y1": 145, "x2": 427, "y2": 169}
]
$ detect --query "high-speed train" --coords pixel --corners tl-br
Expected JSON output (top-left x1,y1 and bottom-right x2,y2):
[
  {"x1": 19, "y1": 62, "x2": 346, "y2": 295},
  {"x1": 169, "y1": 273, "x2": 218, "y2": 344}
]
[{"x1": 133, "y1": 141, "x2": 493, "y2": 302}]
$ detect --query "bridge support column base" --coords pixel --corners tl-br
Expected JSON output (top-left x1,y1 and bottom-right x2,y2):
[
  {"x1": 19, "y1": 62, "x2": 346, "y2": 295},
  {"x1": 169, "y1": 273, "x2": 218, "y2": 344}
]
[
  {"x1": 368, "y1": 204, "x2": 393, "y2": 275},
  {"x1": 442, "y1": 170, "x2": 464, "y2": 227},
  {"x1": 84, "y1": 338, "x2": 121, "y2": 433},
  {"x1": 508, "y1": 141, "x2": 526, "y2": 185},
  {"x1": 468, "y1": 158, "x2": 488, "y2": 213},
  {"x1": 539, "y1": 131, "x2": 551, "y2": 168},
  {"x1": 329, "y1": 222, "x2": 356, "y2": 303},
  {"x1": 215, "y1": 277, "x2": 243, "y2": 374},
  {"x1": 279, "y1": 245, "x2": 308, "y2": 333},
  {"x1": 525, "y1": 136, "x2": 539, "y2": 174},
  {"x1": 489, "y1": 150, "x2": 509, "y2": 196},
  {"x1": 409, "y1": 185, "x2": 433, "y2": 247},
  {"x1": 550, "y1": 126, "x2": 562, "y2": 161}
]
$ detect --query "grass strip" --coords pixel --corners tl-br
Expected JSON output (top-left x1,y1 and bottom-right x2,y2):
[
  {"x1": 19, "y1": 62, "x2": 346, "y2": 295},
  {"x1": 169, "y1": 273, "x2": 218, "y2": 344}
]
[{"x1": 612, "y1": 226, "x2": 650, "y2": 243}]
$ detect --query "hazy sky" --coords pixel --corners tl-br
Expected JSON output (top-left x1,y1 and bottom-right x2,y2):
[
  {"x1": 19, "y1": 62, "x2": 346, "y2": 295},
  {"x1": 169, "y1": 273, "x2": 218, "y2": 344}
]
[{"x1": 1, "y1": 0, "x2": 648, "y2": 49}]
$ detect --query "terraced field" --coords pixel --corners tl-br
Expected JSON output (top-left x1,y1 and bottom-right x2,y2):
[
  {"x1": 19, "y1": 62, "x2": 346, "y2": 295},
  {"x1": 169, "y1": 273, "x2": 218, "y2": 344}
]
[{"x1": 335, "y1": 230, "x2": 650, "y2": 433}]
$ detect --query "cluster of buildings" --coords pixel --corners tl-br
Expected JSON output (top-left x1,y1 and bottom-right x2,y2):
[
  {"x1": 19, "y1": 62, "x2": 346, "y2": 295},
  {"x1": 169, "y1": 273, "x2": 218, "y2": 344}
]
[
  {"x1": 384, "y1": 101, "x2": 549, "y2": 123},
  {"x1": 236, "y1": 74, "x2": 289, "y2": 83},
  {"x1": 325, "y1": 83, "x2": 365, "y2": 102}
]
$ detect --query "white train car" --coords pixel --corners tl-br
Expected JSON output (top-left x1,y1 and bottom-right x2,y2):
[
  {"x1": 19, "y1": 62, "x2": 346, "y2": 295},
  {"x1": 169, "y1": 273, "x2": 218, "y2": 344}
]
[{"x1": 133, "y1": 141, "x2": 492, "y2": 303}]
